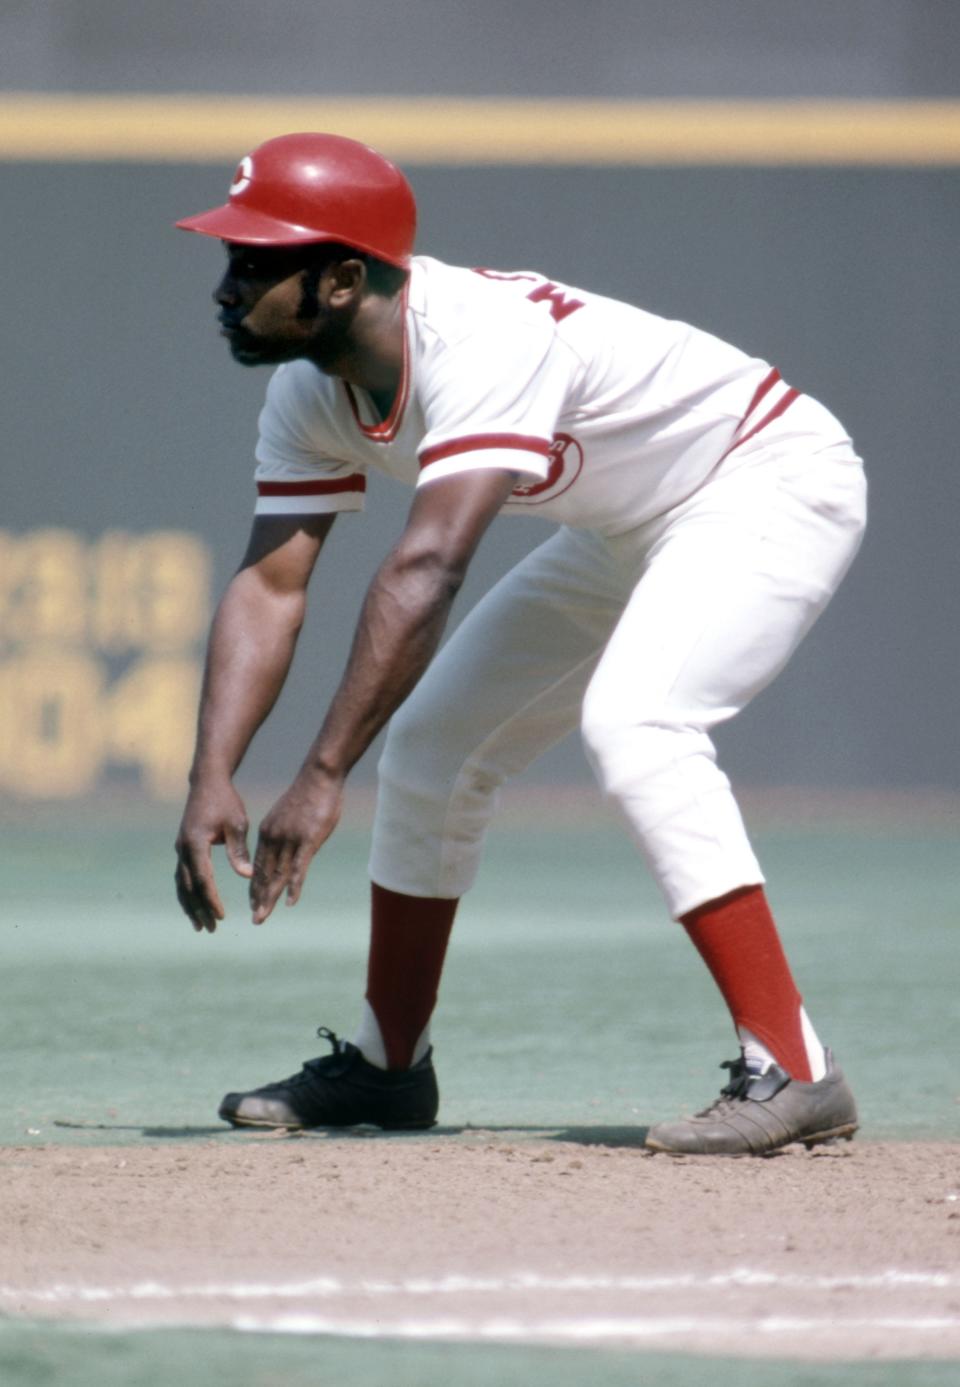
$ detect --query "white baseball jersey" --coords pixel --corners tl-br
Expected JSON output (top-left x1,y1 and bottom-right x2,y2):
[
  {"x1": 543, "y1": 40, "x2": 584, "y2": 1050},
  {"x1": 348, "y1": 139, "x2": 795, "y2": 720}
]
[{"x1": 254, "y1": 255, "x2": 837, "y2": 536}]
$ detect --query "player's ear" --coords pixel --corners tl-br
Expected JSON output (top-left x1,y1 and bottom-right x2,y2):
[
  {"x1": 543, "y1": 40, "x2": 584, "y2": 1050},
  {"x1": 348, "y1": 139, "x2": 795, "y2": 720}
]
[{"x1": 325, "y1": 257, "x2": 368, "y2": 307}]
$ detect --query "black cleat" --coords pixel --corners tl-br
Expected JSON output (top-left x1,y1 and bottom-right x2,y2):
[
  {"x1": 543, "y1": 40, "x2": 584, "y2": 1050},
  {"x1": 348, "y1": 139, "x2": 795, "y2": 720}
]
[{"x1": 218, "y1": 1028, "x2": 439, "y2": 1131}]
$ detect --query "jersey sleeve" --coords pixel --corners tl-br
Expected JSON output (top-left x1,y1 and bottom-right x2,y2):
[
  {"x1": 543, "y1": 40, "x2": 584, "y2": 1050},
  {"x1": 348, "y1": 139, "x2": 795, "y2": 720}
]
[
  {"x1": 254, "y1": 363, "x2": 366, "y2": 516},
  {"x1": 416, "y1": 319, "x2": 579, "y2": 488}
]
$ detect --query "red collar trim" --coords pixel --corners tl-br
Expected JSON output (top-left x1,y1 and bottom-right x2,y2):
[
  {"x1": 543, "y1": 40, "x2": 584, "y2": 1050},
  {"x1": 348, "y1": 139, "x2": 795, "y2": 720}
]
[{"x1": 342, "y1": 281, "x2": 411, "y2": 444}]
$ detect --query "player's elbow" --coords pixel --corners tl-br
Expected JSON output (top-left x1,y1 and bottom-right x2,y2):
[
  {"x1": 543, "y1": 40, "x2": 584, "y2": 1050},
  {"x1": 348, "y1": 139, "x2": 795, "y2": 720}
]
[
  {"x1": 388, "y1": 536, "x2": 471, "y2": 601},
  {"x1": 228, "y1": 565, "x2": 309, "y2": 636}
]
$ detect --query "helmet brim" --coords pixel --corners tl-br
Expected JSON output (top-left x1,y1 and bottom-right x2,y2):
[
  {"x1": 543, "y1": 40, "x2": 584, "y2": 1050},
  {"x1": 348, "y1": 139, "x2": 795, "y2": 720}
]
[
  {"x1": 175, "y1": 201, "x2": 411, "y2": 267},
  {"x1": 175, "y1": 201, "x2": 329, "y2": 246}
]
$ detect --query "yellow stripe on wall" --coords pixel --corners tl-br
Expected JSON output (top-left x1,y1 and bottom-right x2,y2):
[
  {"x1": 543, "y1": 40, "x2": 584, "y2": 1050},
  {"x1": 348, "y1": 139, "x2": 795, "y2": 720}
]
[{"x1": 1, "y1": 94, "x2": 959, "y2": 164}]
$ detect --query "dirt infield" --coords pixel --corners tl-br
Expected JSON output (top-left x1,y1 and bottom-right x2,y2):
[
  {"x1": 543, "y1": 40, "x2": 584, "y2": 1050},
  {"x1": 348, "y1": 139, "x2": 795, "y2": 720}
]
[{"x1": 2, "y1": 1136, "x2": 958, "y2": 1361}]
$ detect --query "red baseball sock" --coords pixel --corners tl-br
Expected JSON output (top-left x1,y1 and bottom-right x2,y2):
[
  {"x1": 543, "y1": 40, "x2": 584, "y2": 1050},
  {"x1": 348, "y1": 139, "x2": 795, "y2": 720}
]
[
  {"x1": 680, "y1": 885, "x2": 815, "y2": 1081},
  {"x1": 364, "y1": 883, "x2": 458, "y2": 1070}
]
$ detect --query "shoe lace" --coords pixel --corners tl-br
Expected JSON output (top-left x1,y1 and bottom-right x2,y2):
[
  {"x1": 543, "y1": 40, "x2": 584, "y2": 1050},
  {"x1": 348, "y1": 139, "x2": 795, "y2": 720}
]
[
  {"x1": 301, "y1": 1027, "x2": 345, "y2": 1073},
  {"x1": 719, "y1": 1057, "x2": 752, "y2": 1099},
  {"x1": 271, "y1": 1029, "x2": 343, "y2": 1091},
  {"x1": 693, "y1": 1057, "x2": 751, "y2": 1118},
  {"x1": 694, "y1": 1055, "x2": 792, "y2": 1118}
]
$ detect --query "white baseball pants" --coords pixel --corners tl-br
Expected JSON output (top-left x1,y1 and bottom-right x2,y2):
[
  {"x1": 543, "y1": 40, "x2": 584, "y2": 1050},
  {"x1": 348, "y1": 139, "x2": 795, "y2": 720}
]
[{"x1": 369, "y1": 407, "x2": 866, "y2": 919}]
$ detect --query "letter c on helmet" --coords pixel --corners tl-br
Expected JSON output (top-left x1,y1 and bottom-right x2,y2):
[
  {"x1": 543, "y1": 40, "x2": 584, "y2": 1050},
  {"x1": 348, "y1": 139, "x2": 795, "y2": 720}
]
[{"x1": 229, "y1": 156, "x2": 254, "y2": 197}]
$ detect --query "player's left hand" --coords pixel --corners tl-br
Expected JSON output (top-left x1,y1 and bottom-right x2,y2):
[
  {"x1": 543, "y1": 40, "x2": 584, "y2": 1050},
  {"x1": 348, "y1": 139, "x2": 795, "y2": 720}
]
[{"x1": 249, "y1": 769, "x2": 343, "y2": 923}]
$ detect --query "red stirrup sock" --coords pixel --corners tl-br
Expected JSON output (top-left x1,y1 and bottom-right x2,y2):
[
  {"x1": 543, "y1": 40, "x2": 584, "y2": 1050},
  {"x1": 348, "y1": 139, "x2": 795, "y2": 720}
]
[
  {"x1": 364, "y1": 883, "x2": 459, "y2": 1071},
  {"x1": 680, "y1": 885, "x2": 816, "y2": 1082}
]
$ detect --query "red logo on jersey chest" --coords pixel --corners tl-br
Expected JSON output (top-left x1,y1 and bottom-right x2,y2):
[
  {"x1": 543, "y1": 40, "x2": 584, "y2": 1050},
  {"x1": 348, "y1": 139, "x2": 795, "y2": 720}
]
[{"x1": 509, "y1": 433, "x2": 583, "y2": 505}]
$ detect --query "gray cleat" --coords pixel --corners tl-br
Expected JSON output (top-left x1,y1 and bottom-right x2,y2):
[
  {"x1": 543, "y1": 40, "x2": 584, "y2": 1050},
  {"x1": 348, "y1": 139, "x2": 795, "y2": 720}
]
[{"x1": 644, "y1": 1048, "x2": 858, "y2": 1156}]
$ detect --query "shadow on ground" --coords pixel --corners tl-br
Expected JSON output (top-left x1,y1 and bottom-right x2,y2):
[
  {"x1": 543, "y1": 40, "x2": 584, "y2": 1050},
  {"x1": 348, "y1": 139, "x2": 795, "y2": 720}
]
[{"x1": 52, "y1": 1119, "x2": 654, "y2": 1147}]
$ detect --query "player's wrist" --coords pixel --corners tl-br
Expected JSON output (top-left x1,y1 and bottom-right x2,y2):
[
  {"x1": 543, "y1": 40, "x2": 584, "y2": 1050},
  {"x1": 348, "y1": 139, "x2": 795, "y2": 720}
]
[
  {"x1": 297, "y1": 756, "x2": 347, "y2": 789},
  {"x1": 187, "y1": 756, "x2": 237, "y2": 790}
]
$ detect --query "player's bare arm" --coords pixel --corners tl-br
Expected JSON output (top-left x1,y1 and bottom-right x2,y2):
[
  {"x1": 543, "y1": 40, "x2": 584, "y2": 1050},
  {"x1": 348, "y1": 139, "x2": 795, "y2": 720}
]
[
  {"x1": 175, "y1": 513, "x2": 335, "y2": 933},
  {"x1": 249, "y1": 467, "x2": 519, "y2": 925}
]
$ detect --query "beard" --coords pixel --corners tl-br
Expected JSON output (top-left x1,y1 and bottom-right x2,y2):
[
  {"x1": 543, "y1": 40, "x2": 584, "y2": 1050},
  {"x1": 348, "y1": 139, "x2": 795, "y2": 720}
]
[
  {"x1": 222, "y1": 292, "x2": 353, "y2": 371},
  {"x1": 223, "y1": 321, "x2": 299, "y2": 367}
]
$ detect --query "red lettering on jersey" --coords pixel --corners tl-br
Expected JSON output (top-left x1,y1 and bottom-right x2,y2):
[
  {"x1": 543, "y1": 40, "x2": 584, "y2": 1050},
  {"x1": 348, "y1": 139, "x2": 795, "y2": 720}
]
[
  {"x1": 472, "y1": 268, "x2": 539, "y2": 283},
  {"x1": 473, "y1": 268, "x2": 585, "y2": 323},
  {"x1": 526, "y1": 281, "x2": 585, "y2": 324}
]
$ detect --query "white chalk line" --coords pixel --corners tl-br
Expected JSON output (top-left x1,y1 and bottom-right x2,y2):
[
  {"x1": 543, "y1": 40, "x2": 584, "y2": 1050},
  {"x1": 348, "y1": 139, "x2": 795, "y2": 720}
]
[
  {"x1": 1, "y1": 1268, "x2": 958, "y2": 1306},
  {"x1": 229, "y1": 1313, "x2": 960, "y2": 1343}
]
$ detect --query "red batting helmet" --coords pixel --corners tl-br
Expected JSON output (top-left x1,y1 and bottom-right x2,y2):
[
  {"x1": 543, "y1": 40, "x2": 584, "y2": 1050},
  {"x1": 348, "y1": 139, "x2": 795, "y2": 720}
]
[{"x1": 176, "y1": 132, "x2": 417, "y2": 267}]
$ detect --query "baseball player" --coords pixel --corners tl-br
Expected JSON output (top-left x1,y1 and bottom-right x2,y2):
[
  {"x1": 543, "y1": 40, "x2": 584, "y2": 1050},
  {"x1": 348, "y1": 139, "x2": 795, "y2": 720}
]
[{"x1": 174, "y1": 133, "x2": 866, "y2": 1155}]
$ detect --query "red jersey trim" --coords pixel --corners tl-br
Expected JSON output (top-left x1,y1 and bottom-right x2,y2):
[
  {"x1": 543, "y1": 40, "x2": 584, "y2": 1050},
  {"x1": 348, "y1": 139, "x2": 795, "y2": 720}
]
[
  {"x1": 721, "y1": 367, "x2": 801, "y2": 462},
  {"x1": 741, "y1": 367, "x2": 782, "y2": 423},
  {"x1": 736, "y1": 387, "x2": 801, "y2": 451},
  {"x1": 257, "y1": 476, "x2": 366, "y2": 496},
  {"x1": 342, "y1": 282, "x2": 411, "y2": 444},
  {"x1": 419, "y1": 433, "x2": 552, "y2": 470}
]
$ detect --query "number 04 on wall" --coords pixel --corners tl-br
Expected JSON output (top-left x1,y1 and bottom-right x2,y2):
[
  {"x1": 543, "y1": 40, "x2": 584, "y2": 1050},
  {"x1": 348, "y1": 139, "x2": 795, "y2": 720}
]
[{"x1": 0, "y1": 529, "x2": 210, "y2": 799}]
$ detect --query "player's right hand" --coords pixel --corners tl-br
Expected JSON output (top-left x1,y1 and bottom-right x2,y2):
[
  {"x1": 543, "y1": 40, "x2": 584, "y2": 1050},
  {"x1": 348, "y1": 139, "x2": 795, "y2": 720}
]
[{"x1": 174, "y1": 779, "x2": 253, "y2": 934}]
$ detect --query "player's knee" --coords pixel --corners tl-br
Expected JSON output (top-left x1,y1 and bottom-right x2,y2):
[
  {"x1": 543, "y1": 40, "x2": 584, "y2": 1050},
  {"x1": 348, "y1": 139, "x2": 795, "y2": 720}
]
[
  {"x1": 380, "y1": 695, "x2": 425, "y2": 760},
  {"x1": 376, "y1": 707, "x2": 437, "y2": 802},
  {"x1": 378, "y1": 700, "x2": 501, "y2": 809},
  {"x1": 580, "y1": 696, "x2": 687, "y2": 797}
]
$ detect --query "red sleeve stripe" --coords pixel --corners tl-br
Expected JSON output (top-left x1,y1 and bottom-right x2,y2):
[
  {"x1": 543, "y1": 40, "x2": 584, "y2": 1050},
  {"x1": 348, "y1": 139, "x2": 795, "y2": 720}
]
[
  {"x1": 257, "y1": 476, "x2": 366, "y2": 497},
  {"x1": 740, "y1": 368, "x2": 782, "y2": 424},
  {"x1": 719, "y1": 369, "x2": 801, "y2": 463},
  {"x1": 419, "y1": 433, "x2": 552, "y2": 470},
  {"x1": 733, "y1": 387, "x2": 801, "y2": 452}
]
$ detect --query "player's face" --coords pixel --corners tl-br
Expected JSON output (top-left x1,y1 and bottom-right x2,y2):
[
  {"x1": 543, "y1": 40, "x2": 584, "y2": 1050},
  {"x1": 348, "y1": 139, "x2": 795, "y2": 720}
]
[{"x1": 213, "y1": 244, "x2": 341, "y2": 367}]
